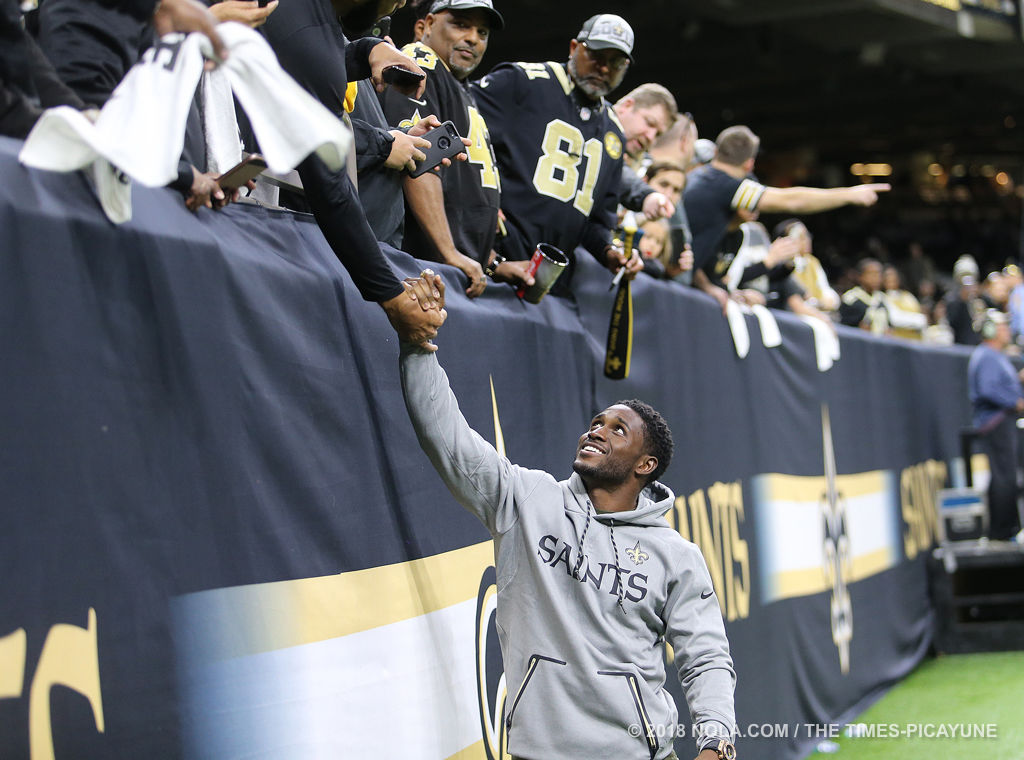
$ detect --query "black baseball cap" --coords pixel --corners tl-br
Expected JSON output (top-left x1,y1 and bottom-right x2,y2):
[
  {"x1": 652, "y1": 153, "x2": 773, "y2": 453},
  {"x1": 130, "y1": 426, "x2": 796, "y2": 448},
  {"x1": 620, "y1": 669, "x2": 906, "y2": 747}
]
[{"x1": 428, "y1": 0, "x2": 504, "y2": 30}]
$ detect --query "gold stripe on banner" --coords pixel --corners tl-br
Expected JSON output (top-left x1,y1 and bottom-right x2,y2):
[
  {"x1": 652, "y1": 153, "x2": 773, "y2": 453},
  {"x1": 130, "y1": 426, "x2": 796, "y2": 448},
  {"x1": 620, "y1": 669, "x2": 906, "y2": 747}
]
[
  {"x1": 447, "y1": 739, "x2": 487, "y2": 760},
  {"x1": 971, "y1": 452, "x2": 989, "y2": 477},
  {"x1": 771, "y1": 547, "x2": 896, "y2": 600},
  {"x1": 760, "y1": 470, "x2": 886, "y2": 502},
  {"x1": 192, "y1": 540, "x2": 494, "y2": 661}
]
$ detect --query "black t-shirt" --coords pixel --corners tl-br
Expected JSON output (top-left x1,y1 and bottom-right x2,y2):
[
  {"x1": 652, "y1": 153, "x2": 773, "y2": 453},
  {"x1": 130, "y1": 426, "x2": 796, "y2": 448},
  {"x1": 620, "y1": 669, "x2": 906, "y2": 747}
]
[
  {"x1": 380, "y1": 41, "x2": 500, "y2": 267},
  {"x1": 470, "y1": 61, "x2": 623, "y2": 262},
  {"x1": 946, "y1": 293, "x2": 983, "y2": 345},
  {"x1": 684, "y1": 165, "x2": 765, "y2": 274}
]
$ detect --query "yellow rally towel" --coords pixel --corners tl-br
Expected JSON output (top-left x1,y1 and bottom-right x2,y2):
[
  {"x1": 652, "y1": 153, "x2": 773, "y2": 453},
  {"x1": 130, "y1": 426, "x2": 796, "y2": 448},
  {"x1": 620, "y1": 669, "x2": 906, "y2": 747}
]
[{"x1": 344, "y1": 82, "x2": 358, "y2": 113}]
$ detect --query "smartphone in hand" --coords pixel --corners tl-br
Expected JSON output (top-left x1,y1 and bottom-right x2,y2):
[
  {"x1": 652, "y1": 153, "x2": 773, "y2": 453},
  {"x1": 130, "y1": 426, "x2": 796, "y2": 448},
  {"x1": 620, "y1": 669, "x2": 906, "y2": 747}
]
[
  {"x1": 216, "y1": 154, "x2": 267, "y2": 192},
  {"x1": 408, "y1": 121, "x2": 466, "y2": 178},
  {"x1": 382, "y1": 65, "x2": 425, "y2": 90}
]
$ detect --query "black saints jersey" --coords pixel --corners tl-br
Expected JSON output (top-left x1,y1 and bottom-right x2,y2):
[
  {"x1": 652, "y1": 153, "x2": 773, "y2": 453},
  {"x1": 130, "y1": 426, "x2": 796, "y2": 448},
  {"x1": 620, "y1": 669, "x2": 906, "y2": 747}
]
[
  {"x1": 470, "y1": 61, "x2": 624, "y2": 261},
  {"x1": 380, "y1": 42, "x2": 501, "y2": 267},
  {"x1": 683, "y1": 165, "x2": 765, "y2": 275}
]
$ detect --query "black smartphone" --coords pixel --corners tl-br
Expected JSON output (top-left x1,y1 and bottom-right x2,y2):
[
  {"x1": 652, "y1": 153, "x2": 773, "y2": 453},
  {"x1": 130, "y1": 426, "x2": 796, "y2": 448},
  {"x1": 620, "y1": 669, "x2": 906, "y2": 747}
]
[
  {"x1": 257, "y1": 0, "x2": 270, "y2": 6},
  {"x1": 370, "y1": 16, "x2": 391, "y2": 38},
  {"x1": 216, "y1": 154, "x2": 267, "y2": 192},
  {"x1": 408, "y1": 121, "x2": 466, "y2": 178},
  {"x1": 382, "y1": 65, "x2": 425, "y2": 90}
]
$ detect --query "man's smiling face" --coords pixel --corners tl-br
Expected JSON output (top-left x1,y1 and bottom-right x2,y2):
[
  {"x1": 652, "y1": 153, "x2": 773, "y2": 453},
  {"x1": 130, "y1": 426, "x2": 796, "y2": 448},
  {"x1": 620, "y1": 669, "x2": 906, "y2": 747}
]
[{"x1": 572, "y1": 404, "x2": 649, "y2": 487}]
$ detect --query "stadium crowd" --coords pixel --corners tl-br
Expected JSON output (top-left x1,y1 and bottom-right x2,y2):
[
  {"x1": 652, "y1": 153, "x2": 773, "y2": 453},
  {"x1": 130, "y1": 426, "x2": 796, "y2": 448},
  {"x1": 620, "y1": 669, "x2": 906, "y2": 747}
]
[{"x1": 2, "y1": 0, "x2": 1022, "y2": 352}]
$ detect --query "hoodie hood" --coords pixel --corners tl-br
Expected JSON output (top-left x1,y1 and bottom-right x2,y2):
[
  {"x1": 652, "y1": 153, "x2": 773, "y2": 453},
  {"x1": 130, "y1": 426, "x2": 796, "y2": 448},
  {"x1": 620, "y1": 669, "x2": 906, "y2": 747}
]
[{"x1": 565, "y1": 472, "x2": 675, "y2": 526}]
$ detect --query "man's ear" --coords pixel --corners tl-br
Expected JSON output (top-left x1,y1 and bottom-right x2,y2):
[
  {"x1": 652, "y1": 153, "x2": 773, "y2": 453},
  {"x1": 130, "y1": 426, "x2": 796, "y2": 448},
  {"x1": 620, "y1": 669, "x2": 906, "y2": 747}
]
[{"x1": 635, "y1": 454, "x2": 658, "y2": 480}]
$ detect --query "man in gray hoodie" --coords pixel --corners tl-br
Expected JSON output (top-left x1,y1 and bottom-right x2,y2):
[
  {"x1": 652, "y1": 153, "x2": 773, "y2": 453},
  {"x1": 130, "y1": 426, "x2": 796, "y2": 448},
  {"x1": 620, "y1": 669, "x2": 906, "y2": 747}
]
[{"x1": 398, "y1": 279, "x2": 737, "y2": 760}]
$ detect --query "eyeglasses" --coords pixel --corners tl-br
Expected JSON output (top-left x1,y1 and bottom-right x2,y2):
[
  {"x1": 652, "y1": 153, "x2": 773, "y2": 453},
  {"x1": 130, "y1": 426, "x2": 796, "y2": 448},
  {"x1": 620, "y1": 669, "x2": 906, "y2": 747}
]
[{"x1": 580, "y1": 42, "x2": 630, "y2": 73}]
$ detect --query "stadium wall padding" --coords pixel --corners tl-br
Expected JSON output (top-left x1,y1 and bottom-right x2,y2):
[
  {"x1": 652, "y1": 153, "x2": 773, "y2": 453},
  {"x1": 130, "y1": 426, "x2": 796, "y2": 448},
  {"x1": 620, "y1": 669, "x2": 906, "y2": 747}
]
[{"x1": 0, "y1": 137, "x2": 971, "y2": 760}]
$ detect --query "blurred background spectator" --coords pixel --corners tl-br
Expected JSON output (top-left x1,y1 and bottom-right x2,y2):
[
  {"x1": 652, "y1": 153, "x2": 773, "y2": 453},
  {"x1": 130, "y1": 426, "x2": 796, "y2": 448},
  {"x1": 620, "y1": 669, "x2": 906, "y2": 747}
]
[
  {"x1": 774, "y1": 218, "x2": 840, "y2": 317},
  {"x1": 883, "y1": 264, "x2": 926, "y2": 341},
  {"x1": 968, "y1": 309, "x2": 1024, "y2": 541},
  {"x1": 840, "y1": 258, "x2": 888, "y2": 334},
  {"x1": 946, "y1": 256, "x2": 985, "y2": 345}
]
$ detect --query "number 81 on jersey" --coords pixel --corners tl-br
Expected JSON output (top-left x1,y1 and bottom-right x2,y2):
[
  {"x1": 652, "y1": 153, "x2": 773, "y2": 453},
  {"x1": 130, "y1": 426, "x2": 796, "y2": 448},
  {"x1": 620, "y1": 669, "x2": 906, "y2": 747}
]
[{"x1": 531, "y1": 119, "x2": 604, "y2": 217}]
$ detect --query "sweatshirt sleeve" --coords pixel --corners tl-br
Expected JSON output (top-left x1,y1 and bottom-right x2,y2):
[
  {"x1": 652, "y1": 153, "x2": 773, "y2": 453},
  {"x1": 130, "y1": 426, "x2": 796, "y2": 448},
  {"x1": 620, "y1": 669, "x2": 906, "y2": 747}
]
[
  {"x1": 664, "y1": 543, "x2": 737, "y2": 752},
  {"x1": 344, "y1": 36, "x2": 382, "y2": 83},
  {"x1": 351, "y1": 116, "x2": 394, "y2": 172},
  {"x1": 400, "y1": 344, "x2": 523, "y2": 536}
]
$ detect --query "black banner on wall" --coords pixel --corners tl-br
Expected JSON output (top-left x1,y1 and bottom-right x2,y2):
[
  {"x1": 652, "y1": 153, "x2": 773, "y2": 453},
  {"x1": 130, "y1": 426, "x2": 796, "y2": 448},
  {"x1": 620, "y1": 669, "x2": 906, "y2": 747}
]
[{"x1": 0, "y1": 138, "x2": 968, "y2": 759}]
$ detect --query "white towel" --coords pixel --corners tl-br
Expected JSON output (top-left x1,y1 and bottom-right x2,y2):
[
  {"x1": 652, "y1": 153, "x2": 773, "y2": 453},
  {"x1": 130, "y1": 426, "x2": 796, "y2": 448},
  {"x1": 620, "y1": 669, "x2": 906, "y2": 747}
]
[
  {"x1": 200, "y1": 67, "x2": 242, "y2": 175},
  {"x1": 725, "y1": 299, "x2": 751, "y2": 359},
  {"x1": 750, "y1": 304, "x2": 781, "y2": 348},
  {"x1": 87, "y1": 159, "x2": 133, "y2": 225},
  {"x1": 800, "y1": 315, "x2": 841, "y2": 372},
  {"x1": 21, "y1": 33, "x2": 207, "y2": 187},
  {"x1": 204, "y1": 23, "x2": 350, "y2": 176},
  {"x1": 20, "y1": 23, "x2": 350, "y2": 222}
]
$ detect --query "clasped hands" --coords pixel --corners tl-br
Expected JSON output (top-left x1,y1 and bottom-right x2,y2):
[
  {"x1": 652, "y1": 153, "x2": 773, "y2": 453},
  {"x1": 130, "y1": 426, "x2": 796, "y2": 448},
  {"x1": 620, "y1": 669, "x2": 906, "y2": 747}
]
[{"x1": 381, "y1": 270, "x2": 447, "y2": 351}]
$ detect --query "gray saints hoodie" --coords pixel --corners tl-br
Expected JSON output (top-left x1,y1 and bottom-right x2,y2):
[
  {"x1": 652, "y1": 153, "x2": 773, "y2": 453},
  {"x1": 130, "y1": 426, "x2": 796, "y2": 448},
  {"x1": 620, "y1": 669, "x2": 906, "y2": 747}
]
[{"x1": 401, "y1": 345, "x2": 736, "y2": 759}]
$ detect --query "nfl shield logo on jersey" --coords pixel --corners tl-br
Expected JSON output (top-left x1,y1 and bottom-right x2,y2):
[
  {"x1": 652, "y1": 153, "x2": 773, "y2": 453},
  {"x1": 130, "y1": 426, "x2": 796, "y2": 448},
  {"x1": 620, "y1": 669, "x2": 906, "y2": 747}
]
[{"x1": 604, "y1": 132, "x2": 622, "y2": 160}]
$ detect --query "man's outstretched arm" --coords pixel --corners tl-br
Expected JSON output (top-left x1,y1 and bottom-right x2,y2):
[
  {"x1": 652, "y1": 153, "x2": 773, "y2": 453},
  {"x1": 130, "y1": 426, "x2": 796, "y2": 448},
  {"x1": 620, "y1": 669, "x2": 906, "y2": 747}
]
[
  {"x1": 757, "y1": 183, "x2": 890, "y2": 215},
  {"x1": 398, "y1": 278, "x2": 522, "y2": 534}
]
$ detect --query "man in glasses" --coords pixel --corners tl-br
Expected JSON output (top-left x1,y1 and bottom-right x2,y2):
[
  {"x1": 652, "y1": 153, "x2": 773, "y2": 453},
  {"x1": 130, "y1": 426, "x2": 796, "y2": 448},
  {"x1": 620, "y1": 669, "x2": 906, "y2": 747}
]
[{"x1": 470, "y1": 14, "x2": 643, "y2": 292}]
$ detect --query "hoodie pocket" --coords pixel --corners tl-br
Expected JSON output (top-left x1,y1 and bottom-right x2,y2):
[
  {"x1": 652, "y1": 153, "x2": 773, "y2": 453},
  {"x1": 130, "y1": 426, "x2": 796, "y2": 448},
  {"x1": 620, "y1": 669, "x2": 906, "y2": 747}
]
[
  {"x1": 596, "y1": 669, "x2": 659, "y2": 759},
  {"x1": 504, "y1": 654, "x2": 566, "y2": 734}
]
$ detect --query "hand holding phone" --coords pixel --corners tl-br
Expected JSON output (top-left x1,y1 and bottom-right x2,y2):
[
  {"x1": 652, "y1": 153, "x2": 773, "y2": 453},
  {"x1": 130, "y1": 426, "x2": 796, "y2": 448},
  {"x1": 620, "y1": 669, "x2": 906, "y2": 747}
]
[
  {"x1": 407, "y1": 121, "x2": 466, "y2": 178},
  {"x1": 216, "y1": 154, "x2": 267, "y2": 192},
  {"x1": 382, "y1": 65, "x2": 426, "y2": 90}
]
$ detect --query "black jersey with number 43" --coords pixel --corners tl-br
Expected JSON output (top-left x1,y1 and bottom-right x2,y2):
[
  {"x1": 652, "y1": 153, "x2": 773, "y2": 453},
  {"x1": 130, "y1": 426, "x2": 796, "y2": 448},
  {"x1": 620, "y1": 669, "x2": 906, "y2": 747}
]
[
  {"x1": 470, "y1": 61, "x2": 625, "y2": 261},
  {"x1": 379, "y1": 42, "x2": 501, "y2": 267}
]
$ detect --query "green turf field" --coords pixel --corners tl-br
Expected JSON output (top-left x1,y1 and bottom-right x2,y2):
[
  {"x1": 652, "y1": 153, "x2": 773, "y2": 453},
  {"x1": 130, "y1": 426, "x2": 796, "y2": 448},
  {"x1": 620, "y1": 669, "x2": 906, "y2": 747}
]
[{"x1": 806, "y1": 651, "x2": 1024, "y2": 759}]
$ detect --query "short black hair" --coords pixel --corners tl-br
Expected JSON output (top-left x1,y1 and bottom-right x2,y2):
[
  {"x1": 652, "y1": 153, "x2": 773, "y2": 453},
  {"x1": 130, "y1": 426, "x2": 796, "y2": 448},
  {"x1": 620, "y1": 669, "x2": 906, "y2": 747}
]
[
  {"x1": 410, "y1": 0, "x2": 432, "y2": 20},
  {"x1": 614, "y1": 399, "x2": 674, "y2": 483},
  {"x1": 856, "y1": 257, "x2": 882, "y2": 273}
]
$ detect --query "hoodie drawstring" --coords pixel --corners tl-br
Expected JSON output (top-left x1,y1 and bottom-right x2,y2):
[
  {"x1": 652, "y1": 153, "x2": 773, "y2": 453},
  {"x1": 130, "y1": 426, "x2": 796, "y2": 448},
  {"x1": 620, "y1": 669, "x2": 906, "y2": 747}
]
[
  {"x1": 571, "y1": 510, "x2": 592, "y2": 581},
  {"x1": 572, "y1": 504, "x2": 626, "y2": 614},
  {"x1": 608, "y1": 519, "x2": 626, "y2": 614}
]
